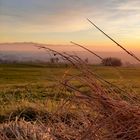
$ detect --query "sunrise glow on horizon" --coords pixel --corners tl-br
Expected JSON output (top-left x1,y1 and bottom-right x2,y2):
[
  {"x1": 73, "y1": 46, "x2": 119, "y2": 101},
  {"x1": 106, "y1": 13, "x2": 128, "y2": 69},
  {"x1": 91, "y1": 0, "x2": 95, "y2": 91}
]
[{"x1": 0, "y1": 0, "x2": 140, "y2": 52}]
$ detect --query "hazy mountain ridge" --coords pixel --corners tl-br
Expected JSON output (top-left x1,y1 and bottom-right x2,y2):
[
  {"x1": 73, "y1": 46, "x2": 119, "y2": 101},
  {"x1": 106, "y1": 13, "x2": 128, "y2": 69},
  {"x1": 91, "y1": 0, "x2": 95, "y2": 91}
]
[{"x1": 0, "y1": 43, "x2": 140, "y2": 65}]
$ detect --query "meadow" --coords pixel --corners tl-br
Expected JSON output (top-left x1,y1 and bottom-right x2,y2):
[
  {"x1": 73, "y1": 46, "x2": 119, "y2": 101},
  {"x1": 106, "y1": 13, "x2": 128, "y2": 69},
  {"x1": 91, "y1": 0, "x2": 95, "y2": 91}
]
[{"x1": 0, "y1": 63, "x2": 140, "y2": 139}]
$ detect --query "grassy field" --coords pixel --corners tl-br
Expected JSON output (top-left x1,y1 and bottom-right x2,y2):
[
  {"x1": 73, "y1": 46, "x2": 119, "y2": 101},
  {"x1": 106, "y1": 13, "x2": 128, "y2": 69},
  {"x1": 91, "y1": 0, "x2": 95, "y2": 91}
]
[
  {"x1": 0, "y1": 63, "x2": 140, "y2": 89},
  {"x1": 0, "y1": 63, "x2": 139, "y2": 115},
  {"x1": 0, "y1": 63, "x2": 140, "y2": 139}
]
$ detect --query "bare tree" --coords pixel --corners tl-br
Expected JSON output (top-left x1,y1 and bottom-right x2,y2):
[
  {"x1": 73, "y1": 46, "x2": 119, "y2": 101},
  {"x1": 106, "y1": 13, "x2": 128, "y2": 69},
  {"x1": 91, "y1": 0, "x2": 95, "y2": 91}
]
[{"x1": 102, "y1": 57, "x2": 122, "y2": 66}]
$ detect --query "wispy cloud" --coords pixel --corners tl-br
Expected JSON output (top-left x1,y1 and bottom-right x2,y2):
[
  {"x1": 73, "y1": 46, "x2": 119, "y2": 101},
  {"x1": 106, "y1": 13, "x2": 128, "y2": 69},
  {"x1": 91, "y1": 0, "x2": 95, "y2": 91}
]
[
  {"x1": 0, "y1": 0, "x2": 116, "y2": 32},
  {"x1": 0, "y1": 0, "x2": 140, "y2": 49}
]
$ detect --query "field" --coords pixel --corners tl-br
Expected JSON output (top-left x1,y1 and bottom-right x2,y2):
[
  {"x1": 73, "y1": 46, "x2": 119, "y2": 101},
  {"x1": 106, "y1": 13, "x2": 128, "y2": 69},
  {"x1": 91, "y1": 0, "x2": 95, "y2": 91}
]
[
  {"x1": 0, "y1": 63, "x2": 140, "y2": 139},
  {"x1": 0, "y1": 63, "x2": 140, "y2": 117}
]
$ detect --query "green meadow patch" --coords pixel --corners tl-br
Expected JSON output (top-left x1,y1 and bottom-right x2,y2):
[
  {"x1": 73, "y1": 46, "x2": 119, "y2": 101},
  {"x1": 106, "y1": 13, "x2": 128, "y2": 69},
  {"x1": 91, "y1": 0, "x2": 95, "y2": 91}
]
[{"x1": 0, "y1": 64, "x2": 140, "y2": 122}]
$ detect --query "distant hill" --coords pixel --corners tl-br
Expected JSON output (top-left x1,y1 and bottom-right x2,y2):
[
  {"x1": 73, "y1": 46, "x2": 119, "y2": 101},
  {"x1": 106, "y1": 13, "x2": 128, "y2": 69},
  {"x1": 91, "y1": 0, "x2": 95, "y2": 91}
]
[{"x1": 0, "y1": 42, "x2": 140, "y2": 65}]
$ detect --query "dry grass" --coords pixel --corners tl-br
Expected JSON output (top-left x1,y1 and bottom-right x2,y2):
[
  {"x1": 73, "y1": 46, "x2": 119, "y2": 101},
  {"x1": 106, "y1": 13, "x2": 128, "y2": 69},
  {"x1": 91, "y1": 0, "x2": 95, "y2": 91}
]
[{"x1": 0, "y1": 46, "x2": 140, "y2": 140}]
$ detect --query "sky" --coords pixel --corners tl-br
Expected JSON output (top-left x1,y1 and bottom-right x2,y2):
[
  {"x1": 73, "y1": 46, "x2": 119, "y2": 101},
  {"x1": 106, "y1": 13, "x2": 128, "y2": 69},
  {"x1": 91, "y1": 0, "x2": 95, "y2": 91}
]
[{"x1": 0, "y1": 0, "x2": 140, "y2": 51}]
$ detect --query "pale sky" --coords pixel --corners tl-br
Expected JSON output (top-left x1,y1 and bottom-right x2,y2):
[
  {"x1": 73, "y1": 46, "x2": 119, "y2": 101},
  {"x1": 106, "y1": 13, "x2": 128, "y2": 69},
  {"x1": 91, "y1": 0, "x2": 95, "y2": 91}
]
[{"x1": 0, "y1": 0, "x2": 140, "y2": 51}]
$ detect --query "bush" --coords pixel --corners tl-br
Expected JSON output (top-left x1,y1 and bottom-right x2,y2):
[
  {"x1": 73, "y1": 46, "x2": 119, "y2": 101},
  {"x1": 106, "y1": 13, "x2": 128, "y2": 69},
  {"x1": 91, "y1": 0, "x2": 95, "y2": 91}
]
[{"x1": 102, "y1": 57, "x2": 122, "y2": 66}]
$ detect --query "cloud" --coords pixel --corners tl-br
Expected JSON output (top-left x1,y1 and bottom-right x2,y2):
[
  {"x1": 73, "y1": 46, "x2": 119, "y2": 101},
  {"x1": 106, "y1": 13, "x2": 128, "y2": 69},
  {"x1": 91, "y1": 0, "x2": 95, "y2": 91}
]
[
  {"x1": 114, "y1": 0, "x2": 140, "y2": 10},
  {"x1": 0, "y1": 0, "x2": 113, "y2": 32},
  {"x1": 0, "y1": 0, "x2": 140, "y2": 42}
]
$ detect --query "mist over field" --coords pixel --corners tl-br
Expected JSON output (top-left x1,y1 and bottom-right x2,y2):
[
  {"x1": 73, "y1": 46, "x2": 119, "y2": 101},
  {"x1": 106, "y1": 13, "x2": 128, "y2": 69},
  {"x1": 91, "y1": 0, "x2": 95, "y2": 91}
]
[{"x1": 0, "y1": 43, "x2": 140, "y2": 65}]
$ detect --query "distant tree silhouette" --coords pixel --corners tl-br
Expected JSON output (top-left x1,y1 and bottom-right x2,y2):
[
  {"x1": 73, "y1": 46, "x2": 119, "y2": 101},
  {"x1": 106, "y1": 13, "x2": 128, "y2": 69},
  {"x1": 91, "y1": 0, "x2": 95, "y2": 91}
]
[
  {"x1": 50, "y1": 57, "x2": 59, "y2": 64},
  {"x1": 50, "y1": 58, "x2": 55, "y2": 64},
  {"x1": 55, "y1": 57, "x2": 59, "y2": 63},
  {"x1": 85, "y1": 58, "x2": 89, "y2": 64},
  {"x1": 102, "y1": 57, "x2": 122, "y2": 66}
]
